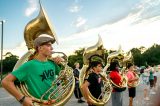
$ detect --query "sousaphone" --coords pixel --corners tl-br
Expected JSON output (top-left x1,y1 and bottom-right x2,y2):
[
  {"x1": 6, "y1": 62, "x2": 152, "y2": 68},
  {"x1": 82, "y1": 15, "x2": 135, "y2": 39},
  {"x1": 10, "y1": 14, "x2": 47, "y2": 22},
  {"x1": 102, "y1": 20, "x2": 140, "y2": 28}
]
[
  {"x1": 13, "y1": 2, "x2": 75, "y2": 106},
  {"x1": 104, "y1": 47, "x2": 128, "y2": 91},
  {"x1": 79, "y1": 35, "x2": 112, "y2": 106}
]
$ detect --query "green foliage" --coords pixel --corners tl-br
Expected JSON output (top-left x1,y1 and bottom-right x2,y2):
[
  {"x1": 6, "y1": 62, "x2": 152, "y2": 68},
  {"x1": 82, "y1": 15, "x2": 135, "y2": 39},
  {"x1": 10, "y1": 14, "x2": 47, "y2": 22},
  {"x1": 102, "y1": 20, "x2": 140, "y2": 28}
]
[
  {"x1": 68, "y1": 48, "x2": 84, "y2": 68},
  {"x1": 0, "y1": 52, "x2": 19, "y2": 74},
  {"x1": 142, "y1": 44, "x2": 160, "y2": 66},
  {"x1": 68, "y1": 48, "x2": 109, "y2": 68},
  {"x1": 1, "y1": 44, "x2": 160, "y2": 74},
  {"x1": 130, "y1": 44, "x2": 160, "y2": 66},
  {"x1": 131, "y1": 48, "x2": 144, "y2": 66}
]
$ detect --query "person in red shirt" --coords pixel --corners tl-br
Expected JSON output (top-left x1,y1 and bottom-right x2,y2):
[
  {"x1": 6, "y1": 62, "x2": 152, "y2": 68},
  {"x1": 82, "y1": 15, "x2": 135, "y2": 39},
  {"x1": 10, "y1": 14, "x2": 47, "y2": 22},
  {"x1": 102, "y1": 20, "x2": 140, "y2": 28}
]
[{"x1": 109, "y1": 61, "x2": 125, "y2": 106}]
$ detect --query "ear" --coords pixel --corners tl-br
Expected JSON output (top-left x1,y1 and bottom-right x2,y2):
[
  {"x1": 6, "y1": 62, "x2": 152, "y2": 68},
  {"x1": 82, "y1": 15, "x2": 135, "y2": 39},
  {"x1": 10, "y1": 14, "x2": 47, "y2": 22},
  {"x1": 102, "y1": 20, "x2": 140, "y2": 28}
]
[
  {"x1": 38, "y1": 46, "x2": 42, "y2": 50},
  {"x1": 93, "y1": 67, "x2": 96, "y2": 70}
]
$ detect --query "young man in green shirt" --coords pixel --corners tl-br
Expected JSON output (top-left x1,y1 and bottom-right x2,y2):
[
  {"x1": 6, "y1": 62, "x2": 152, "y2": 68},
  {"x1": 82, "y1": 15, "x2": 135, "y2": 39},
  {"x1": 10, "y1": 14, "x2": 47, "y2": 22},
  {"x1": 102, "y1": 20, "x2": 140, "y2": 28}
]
[{"x1": 2, "y1": 35, "x2": 63, "y2": 106}]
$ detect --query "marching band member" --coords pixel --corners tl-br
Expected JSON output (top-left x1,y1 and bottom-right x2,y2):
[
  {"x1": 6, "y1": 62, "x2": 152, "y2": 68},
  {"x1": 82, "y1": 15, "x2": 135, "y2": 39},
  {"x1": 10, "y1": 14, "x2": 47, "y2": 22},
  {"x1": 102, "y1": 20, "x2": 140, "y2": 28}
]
[
  {"x1": 126, "y1": 63, "x2": 138, "y2": 106},
  {"x1": 109, "y1": 61, "x2": 124, "y2": 106},
  {"x1": 81, "y1": 61, "x2": 103, "y2": 106},
  {"x1": 2, "y1": 35, "x2": 63, "y2": 106}
]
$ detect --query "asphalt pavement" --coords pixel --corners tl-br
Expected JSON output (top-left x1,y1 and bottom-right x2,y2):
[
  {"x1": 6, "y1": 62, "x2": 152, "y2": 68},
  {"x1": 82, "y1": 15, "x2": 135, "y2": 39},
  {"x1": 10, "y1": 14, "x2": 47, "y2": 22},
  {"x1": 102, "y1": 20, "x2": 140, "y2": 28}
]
[{"x1": 0, "y1": 72, "x2": 160, "y2": 106}]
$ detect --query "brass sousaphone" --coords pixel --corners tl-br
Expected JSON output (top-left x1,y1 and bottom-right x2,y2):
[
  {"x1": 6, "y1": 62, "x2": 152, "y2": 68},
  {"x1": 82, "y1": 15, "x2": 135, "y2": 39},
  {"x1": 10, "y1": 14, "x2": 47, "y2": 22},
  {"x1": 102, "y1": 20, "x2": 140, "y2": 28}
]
[
  {"x1": 13, "y1": 2, "x2": 75, "y2": 106},
  {"x1": 79, "y1": 36, "x2": 112, "y2": 106},
  {"x1": 104, "y1": 47, "x2": 128, "y2": 91}
]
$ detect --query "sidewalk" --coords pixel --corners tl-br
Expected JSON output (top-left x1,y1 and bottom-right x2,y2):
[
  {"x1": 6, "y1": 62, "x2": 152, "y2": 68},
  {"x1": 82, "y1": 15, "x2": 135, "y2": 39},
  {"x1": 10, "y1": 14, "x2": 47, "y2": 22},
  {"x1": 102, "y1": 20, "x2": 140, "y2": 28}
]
[{"x1": 0, "y1": 73, "x2": 160, "y2": 106}]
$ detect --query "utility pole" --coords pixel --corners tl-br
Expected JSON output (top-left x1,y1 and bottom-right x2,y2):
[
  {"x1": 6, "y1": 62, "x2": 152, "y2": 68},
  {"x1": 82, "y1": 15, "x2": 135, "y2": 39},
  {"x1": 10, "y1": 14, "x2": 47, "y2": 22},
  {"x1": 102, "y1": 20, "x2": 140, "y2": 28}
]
[{"x1": 0, "y1": 20, "x2": 4, "y2": 81}]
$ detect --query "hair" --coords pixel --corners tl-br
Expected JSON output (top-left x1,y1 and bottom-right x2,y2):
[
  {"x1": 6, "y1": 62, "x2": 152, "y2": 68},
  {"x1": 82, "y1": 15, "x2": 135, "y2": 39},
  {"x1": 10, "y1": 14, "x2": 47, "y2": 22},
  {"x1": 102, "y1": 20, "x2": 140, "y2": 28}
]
[
  {"x1": 127, "y1": 63, "x2": 133, "y2": 69},
  {"x1": 74, "y1": 62, "x2": 79, "y2": 66},
  {"x1": 140, "y1": 68, "x2": 144, "y2": 74},
  {"x1": 74, "y1": 62, "x2": 79, "y2": 68},
  {"x1": 109, "y1": 61, "x2": 119, "y2": 71},
  {"x1": 90, "y1": 61, "x2": 102, "y2": 68}
]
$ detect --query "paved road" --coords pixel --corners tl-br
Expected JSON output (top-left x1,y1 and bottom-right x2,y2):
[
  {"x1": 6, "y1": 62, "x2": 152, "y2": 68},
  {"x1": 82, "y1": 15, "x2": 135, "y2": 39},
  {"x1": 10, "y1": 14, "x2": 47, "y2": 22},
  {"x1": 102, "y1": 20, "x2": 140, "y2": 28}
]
[{"x1": 0, "y1": 73, "x2": 160, "y2": 106}]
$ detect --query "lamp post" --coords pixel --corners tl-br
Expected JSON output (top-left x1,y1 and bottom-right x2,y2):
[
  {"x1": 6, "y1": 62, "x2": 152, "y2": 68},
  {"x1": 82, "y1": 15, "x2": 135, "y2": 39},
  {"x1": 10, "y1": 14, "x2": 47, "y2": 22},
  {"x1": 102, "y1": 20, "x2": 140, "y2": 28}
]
[{"x1": 0, "y1": 20, "x2": 4, "y2": 81}]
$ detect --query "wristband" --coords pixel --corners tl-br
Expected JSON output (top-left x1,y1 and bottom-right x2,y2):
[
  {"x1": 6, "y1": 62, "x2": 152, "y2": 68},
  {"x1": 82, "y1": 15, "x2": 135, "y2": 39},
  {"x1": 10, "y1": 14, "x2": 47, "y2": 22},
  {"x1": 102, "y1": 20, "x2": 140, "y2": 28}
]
[{"x1": 19, "y1": 96, "x2": 25, "y2": 104}]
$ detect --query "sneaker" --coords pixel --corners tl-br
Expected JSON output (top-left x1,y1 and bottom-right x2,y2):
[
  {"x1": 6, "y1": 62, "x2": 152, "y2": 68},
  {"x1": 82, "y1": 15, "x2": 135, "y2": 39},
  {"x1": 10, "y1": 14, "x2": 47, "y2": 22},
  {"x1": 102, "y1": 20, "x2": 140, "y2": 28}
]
[
  {"x1": 144, "y1": 97, "x2": 150, "y2": 101},
  {"x1": 78, "y1": 99, "x2": 85, "y2": 103},
  {"x1": 150, "y1": 91, "x2": 156, "y2": 94}
]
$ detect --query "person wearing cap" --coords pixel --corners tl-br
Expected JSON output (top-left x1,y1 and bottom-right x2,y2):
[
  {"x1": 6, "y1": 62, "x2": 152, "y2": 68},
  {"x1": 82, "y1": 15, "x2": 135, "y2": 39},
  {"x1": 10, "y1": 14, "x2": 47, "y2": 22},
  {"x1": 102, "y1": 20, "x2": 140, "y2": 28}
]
[{"x1": 2, "y1": 35, "x2": 63, "y2": 106}]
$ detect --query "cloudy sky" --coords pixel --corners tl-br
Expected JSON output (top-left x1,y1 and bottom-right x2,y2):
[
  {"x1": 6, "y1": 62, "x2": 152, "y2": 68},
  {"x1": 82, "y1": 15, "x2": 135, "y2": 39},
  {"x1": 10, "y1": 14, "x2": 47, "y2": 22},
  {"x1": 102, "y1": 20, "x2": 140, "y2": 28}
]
[{"x1": 0, "y1": 0, "x2": 160, "y2": 57}]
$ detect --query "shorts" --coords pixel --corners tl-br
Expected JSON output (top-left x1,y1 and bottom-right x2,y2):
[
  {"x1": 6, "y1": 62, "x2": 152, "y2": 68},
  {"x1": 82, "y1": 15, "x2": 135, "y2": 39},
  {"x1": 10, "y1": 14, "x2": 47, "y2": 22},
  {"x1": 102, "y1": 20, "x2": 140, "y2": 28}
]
[
  {"x1": 149, "y1": 79, "x2": 154, "y2": 87},
  {"x1": 128, "y1": 87, "x2": 136, "y2": 98},
  {"x1": 154, "y1": 76, "x2": 157, "y2": 84}
]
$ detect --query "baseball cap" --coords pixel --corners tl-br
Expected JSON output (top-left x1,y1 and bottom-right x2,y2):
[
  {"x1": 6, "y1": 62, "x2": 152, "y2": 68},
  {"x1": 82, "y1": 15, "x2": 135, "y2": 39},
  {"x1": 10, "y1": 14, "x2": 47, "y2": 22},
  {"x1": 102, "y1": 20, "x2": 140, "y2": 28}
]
[{"x1": 34, "y1": 34, "x2": 54, "y2": 48}]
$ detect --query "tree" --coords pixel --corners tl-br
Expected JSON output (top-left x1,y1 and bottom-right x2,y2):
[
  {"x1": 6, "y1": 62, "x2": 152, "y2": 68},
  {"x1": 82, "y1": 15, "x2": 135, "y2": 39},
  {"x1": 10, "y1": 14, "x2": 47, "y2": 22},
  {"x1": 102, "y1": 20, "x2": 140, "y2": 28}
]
[
  {"x1": 143, "y1": 44, "x2": 160, "y2": 66},
  {"x1": 68, "y1": 48, "x2": 84, "y2": 68},
  {"x1": 68, "y1": 48, "x2": 109, "y2": 68},
  {"x1": 1, "y1": 52, "x2": 19, "y2": 74},
  {"x1": 130, "y1": 48, "x2": 145, "y2": 66},
  {"x1": 130, "y1": 44, "x2": 160, "y2": 67}
]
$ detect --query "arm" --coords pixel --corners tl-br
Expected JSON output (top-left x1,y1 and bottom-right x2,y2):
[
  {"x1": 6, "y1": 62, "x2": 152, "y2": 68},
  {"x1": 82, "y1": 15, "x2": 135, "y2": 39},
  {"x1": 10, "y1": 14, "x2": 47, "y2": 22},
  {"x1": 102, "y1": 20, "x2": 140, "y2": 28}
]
[
  {"x1": 81, "y1": 80, "x2": 92, "y2": 105},
  {"x1": 127, "y1": 72, "x2": 138, "y2": 82},
  {"x1": 75, "y1": 77, "x2": 79, "y2": 81},
  {"x1": 2, "y1": 74, "x2": 34, "y2": 106},
  {"x1": 128, "y1": 77, "x2": 138, "y2": 82}
]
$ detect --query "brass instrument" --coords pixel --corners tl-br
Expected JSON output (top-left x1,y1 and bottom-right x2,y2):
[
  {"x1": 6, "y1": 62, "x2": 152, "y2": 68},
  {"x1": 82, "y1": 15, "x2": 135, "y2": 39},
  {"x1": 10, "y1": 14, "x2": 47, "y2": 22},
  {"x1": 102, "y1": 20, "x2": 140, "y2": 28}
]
[
  {"x1": 105, "y1": 47, "x2": 128, "y2": 91},
  {"x1": 24, "y1": 2, "x2": 58, "y2": 50},
  {"x1": 127, "y1": 71, "x2": 140, "y2": 87},
  {"x1": 13, "y1": 2, "x2": 75, "y2": 106},
  {"x1": 79, "y1": 35, "x2": 112, "y2": 106}
]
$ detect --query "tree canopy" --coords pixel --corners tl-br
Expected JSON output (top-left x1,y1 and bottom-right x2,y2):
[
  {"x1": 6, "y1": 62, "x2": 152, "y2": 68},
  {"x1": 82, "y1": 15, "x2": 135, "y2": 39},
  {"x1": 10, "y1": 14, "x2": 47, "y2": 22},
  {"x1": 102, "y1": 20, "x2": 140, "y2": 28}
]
[{"x1": 1, "y1": 44, "x2": 160, "y2": 74}]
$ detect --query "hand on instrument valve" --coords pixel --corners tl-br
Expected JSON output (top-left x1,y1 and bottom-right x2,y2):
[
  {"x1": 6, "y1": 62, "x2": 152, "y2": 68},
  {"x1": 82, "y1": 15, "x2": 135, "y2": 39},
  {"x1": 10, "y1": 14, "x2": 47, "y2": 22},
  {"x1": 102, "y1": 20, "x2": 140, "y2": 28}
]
[
  {"x1": 86, "y1": 98, "x2": 93, "y2": 105},
  {"x1": 52, "y1": 57, "x2": 65, "y2": 64},
  {"x1": 43, "y1": 100, "x2": 56, "y2": 105},
  {"x1": 21, "y1": 96, "x2": 35, "y2": 106}
]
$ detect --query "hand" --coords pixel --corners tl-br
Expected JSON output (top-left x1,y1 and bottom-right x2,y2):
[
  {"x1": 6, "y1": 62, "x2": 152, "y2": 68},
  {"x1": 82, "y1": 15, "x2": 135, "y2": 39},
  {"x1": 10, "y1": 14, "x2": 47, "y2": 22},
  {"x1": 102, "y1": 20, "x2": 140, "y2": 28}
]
[
  {"x1": 43, "y1": 99, "x2": 56, "y2": 105},
  {"x1": 86, "y1": 98, "x2": 93, "y2": 105},
  {"x1": 135, "y1": 77, "x2": 139, "y2": 81},
  {"x1": 22, "y1": 97, "x2": 35, "y2": 106},
  {"x1": 52, "y1": 57, "x2": 64, "y2": 64}
]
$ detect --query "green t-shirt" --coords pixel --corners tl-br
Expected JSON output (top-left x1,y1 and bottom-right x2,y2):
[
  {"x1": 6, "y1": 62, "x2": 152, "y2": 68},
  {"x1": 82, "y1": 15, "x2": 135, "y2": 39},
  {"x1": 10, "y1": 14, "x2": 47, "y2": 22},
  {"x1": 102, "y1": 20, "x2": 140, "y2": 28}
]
[
  {"x1": 12, "y1": 59, "x2": 60, "y2": 100},
  {"x1": 149, "y1": 71, "x2": 154, "y2": 80}
]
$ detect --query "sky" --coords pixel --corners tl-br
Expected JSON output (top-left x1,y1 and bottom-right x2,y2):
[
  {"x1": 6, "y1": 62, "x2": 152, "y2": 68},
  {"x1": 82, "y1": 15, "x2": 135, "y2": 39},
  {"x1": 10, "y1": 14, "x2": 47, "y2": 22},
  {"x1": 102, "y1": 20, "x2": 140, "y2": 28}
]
[{"x1": 0, "y1": 0, "x2": 160, "y2": 57}]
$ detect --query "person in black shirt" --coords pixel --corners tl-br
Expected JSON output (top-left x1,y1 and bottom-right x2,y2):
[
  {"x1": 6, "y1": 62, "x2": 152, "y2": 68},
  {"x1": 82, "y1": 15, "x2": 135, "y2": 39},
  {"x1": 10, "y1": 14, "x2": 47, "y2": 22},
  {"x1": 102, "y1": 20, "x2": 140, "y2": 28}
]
[
  {"x1": 73, "y1": 62, "x2": 85, "y2": 103},
  {"x1": 81, "y1": 61, "x2": 102, "y2": 106}
]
